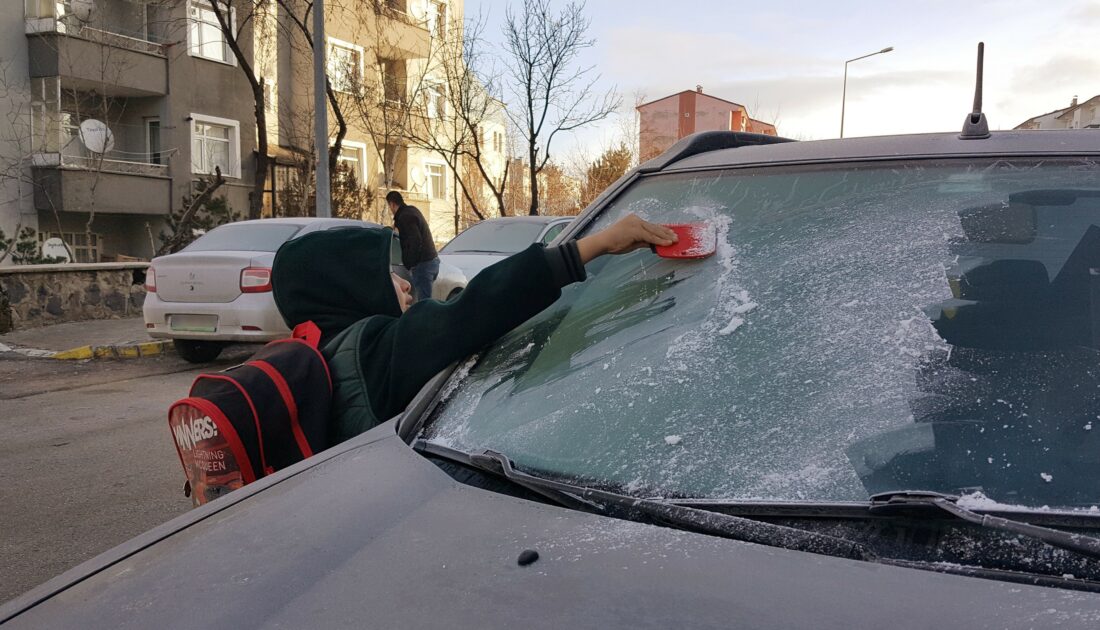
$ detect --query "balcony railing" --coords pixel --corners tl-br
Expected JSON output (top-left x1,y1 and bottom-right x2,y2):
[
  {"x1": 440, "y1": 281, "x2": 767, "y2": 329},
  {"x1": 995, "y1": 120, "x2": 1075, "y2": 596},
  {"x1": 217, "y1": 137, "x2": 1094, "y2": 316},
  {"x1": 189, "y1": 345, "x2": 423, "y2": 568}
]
[
  {"x1": 25, "y1": 12, "x2": 164, "y2": 56},
  {"x1": 33, "y1": 152, "x2": 169, "y2": 177},
  {"x1": 378, "y1": 187, "x2": 429, "y2": 206},
  {"x1": 372, "y1": 1, "x2": 429, "y2": 29}
]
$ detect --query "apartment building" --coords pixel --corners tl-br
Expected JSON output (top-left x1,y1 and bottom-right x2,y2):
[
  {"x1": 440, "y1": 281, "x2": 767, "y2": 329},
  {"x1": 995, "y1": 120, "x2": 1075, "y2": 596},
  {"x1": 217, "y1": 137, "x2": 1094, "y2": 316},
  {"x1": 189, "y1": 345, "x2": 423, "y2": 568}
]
[
  {"x1": 271, "y1": 0, "x2": 508, "y2": 244},
  {"x1": 1015, "y1": 95, "x2": 1100, "y2": 130},
  {"x1": 2, "y1": 0, "x2": 505, "y2": 264},
  {"x1": 4, "y1": 0, "x2": 256, "y2": 263},
  {"x1": 637, "y1": 86, "x2": 778, "y2": 163}
]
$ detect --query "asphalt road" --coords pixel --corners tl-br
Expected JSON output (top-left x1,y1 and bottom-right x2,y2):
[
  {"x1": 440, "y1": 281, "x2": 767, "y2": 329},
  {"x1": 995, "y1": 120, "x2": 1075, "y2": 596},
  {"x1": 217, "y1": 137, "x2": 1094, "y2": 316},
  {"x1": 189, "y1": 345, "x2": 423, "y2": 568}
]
[{"x1": 0, "y1": 347, "x2": 253, "y2": 604}]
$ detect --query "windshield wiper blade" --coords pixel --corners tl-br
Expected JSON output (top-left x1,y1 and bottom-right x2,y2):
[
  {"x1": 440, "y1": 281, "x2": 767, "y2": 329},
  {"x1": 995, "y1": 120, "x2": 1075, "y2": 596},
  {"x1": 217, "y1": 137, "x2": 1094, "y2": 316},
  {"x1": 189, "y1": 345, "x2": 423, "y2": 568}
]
[
  {"x1": 870, "y1": 490, "x2": 1100, "y2": 561},
  {"x1": 415, "y1": 440, "x2": 874, "y2": 561}
]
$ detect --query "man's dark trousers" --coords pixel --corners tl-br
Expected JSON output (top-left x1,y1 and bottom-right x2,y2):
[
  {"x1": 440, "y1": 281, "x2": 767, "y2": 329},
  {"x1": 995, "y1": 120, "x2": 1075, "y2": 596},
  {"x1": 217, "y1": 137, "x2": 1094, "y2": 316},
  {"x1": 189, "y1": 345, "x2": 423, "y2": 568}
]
[{"x1": 411, "y1": 258, "x2": 440, "y2": 302}]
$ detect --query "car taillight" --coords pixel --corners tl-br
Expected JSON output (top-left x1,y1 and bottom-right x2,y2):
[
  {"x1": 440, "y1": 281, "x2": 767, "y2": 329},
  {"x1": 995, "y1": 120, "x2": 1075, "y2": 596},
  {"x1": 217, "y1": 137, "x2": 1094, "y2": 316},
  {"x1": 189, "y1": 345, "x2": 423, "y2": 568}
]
[
  {"x1": 145, "y1": 266, "x2": 156, "y2": 292},
  {"x1": 240, "y1": 267, "x2": 272, "y2": 293}
]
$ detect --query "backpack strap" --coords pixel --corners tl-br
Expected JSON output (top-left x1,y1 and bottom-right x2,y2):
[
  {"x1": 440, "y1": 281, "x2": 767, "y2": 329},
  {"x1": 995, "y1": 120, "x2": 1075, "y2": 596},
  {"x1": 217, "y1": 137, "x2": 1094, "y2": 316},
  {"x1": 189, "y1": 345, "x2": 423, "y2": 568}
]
[{"x1": 292, "y1": 321, "x2": 323, "y2": 348}]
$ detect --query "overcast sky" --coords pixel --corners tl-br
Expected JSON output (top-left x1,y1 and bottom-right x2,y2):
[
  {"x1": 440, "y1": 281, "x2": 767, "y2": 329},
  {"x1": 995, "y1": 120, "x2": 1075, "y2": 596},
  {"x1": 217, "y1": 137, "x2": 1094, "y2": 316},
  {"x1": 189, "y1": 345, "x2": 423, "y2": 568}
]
[{"x1": 466, "y1": 0, "x2": 1100, "y2": 160}]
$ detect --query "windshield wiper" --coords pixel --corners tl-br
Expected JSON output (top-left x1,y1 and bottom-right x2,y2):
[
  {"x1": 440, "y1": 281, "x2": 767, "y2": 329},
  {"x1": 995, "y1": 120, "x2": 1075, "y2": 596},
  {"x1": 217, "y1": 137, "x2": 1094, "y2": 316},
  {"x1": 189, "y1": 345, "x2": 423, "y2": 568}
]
[
  {"x1": 414, "y1": 440, "x2": 873, "y2": 561},
  {"x1": 869, "y1": 490, "x2": 1100, "y2": 561}
]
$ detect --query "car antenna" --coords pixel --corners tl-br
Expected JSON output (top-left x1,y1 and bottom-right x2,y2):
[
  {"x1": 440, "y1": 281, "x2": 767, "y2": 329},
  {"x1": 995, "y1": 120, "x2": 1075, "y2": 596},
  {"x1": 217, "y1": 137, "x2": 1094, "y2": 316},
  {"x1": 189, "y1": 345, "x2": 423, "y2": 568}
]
[{"x1": 959, "y1": 42, "x2": 991, "y2": 139}]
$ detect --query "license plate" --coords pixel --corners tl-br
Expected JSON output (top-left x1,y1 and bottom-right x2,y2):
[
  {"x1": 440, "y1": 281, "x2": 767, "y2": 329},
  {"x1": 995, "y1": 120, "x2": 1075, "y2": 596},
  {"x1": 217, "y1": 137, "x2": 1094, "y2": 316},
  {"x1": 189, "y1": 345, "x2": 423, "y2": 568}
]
[{"x1": 170, "y1": 314, "x2": 218, "y2": 333}]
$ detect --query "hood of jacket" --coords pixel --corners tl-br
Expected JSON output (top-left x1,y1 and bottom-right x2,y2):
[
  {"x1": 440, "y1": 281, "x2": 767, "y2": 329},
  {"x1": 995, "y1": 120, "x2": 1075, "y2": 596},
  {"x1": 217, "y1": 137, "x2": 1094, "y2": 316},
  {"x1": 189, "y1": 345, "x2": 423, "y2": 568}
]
[{"x1": 272, "y1": 226, "x2": 401, "y2": 341}]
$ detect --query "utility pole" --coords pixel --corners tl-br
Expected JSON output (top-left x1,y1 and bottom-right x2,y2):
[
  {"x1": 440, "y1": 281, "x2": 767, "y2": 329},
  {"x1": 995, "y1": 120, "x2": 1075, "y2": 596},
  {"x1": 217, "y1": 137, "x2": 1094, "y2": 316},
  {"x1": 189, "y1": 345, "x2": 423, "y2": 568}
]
[
  {"x1": 312, "y1": 0, "x2": 331, "y2": 217},
  {"x1": 840, "y1": 46, "x2": 894, "y2": 138}
]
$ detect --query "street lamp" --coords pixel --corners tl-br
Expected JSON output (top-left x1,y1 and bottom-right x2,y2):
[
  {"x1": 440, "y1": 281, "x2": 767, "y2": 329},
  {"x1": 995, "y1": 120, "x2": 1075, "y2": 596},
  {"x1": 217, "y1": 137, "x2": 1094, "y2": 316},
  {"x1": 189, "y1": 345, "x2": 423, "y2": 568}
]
[
  {"x1": 840, "y1": 46, "x2": 894, "y2": 138},
  {"x1": 313, "y1": 0, "x2": 331, "y2": 217}
]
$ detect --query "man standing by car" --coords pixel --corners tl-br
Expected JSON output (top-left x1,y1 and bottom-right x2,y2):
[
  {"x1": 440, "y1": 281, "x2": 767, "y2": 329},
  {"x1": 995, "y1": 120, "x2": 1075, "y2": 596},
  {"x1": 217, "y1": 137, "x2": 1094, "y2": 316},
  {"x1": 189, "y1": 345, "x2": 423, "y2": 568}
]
[{"x1": 387, "y1": 191, "x2": 439, "y2": 302}]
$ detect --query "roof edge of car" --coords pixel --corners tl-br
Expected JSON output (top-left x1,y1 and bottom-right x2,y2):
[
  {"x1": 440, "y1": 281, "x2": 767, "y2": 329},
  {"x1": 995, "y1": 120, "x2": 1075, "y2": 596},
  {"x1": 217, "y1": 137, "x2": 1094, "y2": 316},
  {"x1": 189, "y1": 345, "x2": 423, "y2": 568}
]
[{"x1": 637, "y1": 131, "x2": 797, "y2": 174}]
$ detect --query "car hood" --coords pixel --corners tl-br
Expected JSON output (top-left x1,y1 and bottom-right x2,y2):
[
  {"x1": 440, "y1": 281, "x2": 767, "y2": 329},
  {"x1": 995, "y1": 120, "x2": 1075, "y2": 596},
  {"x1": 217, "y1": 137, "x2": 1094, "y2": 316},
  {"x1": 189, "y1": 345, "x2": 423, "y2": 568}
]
[
  {"x1": 5, "y1": 426, "x2": 1100, "y2": 629},
  {"x1": 439, "y1": 253, "x2": 508, "y2": 281}
]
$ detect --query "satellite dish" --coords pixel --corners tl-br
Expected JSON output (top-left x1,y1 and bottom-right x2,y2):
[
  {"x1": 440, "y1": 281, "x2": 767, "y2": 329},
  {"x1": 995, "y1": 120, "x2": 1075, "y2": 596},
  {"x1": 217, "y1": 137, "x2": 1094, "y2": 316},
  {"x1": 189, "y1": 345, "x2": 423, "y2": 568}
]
[
  {"x1": 79, "y1": 119, "x2": 114, "y2": 154},
  {"x1": 70, "y1": 0, "x2": 96, "y2": 22},
  {"x1": 410, "y1": 166, "x2": 422, "y2": 182},
  {"x1": 41, "y1": 238, "x2": 72, "y2": 263}
]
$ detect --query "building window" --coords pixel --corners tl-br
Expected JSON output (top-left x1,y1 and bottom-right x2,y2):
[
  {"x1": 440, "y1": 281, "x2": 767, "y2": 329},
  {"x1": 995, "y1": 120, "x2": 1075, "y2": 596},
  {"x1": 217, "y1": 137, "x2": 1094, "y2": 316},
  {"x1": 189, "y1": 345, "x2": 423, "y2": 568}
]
[
  {"x1": 327, "y1": 38, "x2": 364, "y2": 94},
  {"x1": 188, "y1": 0, "x2": 235, "y2": 65},
  {"x1": 382, "y1": 59, "x2": 405, "y2": 104},
  {"x1": 146, "y1": 119, "x2": 161, "y2": 165},
  {"x1": 38, "y1": 231, "x2": 101, "y2": 263},
  {"x1": 335, "y1": 142, "x2": 367, "y2": 187},
  {"x1": 426, "y1": 84, "x2": 445, "y2": 119},
  {"x1": 262, "y1": 78, "x2": 277, "y2": 113},
  {"x1": 426, "y1": 163, "x2": 446, "y2": 200},
  {"x1": 430, "y1": 1, "x2": 446, "y2": 37},
  {"x1": 190, "y1": 114, "x2": 240, "y2": 178}
]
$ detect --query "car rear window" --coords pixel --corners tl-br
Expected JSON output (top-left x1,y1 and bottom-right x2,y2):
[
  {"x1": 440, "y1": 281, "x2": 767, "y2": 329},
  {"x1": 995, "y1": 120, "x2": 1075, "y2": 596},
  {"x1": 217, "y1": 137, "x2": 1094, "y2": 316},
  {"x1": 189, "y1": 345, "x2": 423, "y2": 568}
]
[
  {"x1": 423, "y1": 158, "x2": 1100, "y2": 510},
  {"x1": 442, "y1": 221, "x2": 547, "y2": 254},
  {"x1": 183, "y1": 224, "x2": 303, "y2": 252}
]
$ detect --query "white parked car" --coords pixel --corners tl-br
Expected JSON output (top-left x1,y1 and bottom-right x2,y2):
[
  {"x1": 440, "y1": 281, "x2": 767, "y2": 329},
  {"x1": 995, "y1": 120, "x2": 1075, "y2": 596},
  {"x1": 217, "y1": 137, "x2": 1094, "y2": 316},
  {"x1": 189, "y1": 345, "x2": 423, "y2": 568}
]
[
  {"x1": 145, "y1": 218, "x2": 467, "y2": 363},
  {"x1": 439, "y1": 216, "x2": 573, "y2": 281}
]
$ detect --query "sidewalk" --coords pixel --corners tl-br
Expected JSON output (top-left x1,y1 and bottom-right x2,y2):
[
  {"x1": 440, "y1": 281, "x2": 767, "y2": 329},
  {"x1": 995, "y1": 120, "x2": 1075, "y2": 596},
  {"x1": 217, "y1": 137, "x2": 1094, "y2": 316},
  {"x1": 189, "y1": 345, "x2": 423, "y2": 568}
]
[{"x1": 0, "y1": 317, "x2": 171, "y2": 359}]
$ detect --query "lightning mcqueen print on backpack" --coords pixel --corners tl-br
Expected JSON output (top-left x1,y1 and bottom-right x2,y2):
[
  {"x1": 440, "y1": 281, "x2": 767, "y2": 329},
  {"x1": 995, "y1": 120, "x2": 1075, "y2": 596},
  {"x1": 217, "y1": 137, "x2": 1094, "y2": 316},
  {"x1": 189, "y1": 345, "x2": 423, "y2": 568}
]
[{"x1": 168, "y1": 322, "x2": 332, "y2": 506}]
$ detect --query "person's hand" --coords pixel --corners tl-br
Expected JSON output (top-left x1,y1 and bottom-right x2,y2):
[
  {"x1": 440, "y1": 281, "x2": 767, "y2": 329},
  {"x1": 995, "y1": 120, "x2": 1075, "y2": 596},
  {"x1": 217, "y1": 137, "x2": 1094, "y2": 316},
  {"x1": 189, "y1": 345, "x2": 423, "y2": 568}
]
[{"x1": 577, "y1": 214, "x2": 678, "y2": 263}]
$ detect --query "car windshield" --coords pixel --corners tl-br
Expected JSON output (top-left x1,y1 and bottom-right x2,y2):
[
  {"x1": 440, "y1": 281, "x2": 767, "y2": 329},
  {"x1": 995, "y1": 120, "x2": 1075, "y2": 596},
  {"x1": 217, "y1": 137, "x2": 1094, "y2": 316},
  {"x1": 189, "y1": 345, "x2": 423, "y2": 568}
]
[
  {"x1": 183, "y1": 224, "x2": 303, "y2": 252},
  {"x1": 442, "y1": 221, "x2": 547, "y2": 254},
  {"x1": 422, "y1": 157, "x2": 1100, "y2": 509}
]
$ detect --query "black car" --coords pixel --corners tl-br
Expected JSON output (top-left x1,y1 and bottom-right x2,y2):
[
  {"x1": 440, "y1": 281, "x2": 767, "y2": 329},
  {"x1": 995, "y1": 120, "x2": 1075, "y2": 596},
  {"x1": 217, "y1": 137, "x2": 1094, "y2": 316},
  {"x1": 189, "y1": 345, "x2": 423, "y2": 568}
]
[{"x1": 6, "y1": 128, "x2": 1100, "y2": 628}]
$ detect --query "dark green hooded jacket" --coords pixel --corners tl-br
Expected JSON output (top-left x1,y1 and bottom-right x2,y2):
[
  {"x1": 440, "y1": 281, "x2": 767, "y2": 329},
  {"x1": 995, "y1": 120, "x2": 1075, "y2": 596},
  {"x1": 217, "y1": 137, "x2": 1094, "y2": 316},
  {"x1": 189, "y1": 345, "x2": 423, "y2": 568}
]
[{"x1": 271, "y1": 227, "x2": 585, "y2": 446}]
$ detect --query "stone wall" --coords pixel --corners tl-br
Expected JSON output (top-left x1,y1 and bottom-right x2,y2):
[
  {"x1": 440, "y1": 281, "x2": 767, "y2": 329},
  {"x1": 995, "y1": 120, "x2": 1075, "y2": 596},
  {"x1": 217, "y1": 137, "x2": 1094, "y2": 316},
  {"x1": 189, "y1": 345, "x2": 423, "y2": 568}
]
[{"x1": 0, "y1": 263, "x2": 148, "y2": 333}]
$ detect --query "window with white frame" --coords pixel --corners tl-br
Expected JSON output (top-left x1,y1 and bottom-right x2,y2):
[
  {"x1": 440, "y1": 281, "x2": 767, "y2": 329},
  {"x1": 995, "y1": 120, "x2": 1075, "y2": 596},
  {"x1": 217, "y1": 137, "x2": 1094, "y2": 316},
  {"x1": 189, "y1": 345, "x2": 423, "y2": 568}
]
[
  {"x1": 426, "y1": 83, "x2": 445, "y2": 119},
  {"x1": 426, "y1": 163, "x2": 446, "y2": 200},
  {"x1": 429, "y1": 1, "x2": 446, "y2": 37},
  {"x1": 191, "y1": 114, "x2": 240, "y2": 177},
  {"x1": 188, "y1": 0, "x2": 235, "y2": 64},
  {"x1": 38, "y1": 230, "x2": 101, "y2": 263},
  {"x1": 335, "y1": 142, "x2": 367, "y2": 187},
  {"x1": 263, "y1": 79, "x2": 276, "y2": 113},
  {"x1": 327, "y1": 38, "x2": 364, "y2": 94}
]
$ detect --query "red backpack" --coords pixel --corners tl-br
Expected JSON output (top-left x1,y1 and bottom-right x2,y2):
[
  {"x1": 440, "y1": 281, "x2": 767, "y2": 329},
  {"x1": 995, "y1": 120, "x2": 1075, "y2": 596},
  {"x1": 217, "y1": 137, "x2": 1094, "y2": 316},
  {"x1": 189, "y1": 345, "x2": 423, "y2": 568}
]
[{"x1": 168, "y1": 323, "x2": 331, "y2": 506}]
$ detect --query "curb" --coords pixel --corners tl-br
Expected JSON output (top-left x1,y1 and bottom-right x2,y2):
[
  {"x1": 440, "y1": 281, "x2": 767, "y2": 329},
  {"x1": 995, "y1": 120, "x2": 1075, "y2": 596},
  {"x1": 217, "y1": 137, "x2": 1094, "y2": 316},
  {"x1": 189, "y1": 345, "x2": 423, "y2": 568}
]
[
  {"x1": 52, "y1": 340, "x2": 175, "y2": 360},
  {"x1": 0, "y1": 340, "x2": 174, "y2": 360}
]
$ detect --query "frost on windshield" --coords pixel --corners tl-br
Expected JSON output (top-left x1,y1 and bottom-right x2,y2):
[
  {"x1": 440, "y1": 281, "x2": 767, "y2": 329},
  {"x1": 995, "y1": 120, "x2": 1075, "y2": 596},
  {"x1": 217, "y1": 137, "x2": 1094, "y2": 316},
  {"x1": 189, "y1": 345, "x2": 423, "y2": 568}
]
[{"x1": 424, "y1": 161, "x2": 1100, "y2": 507}]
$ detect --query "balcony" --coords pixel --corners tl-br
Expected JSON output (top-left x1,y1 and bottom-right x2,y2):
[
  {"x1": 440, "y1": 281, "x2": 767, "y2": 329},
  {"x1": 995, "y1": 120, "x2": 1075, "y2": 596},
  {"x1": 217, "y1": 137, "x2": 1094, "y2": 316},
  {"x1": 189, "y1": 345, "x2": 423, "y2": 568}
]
[
  {"x1": 372, "y1": 1, "x2": 430, "y2": 60},
  {"x1": 30, "y1": 114, "x2": 171, "y2": 215},
  {"x1": 25, "y1": 12, "x2": 167, "y2": 97},
  {"x1": 32, "y1": 156, "x2": 171, "y2": 216},
  {"x1": 378, "y1": 187, "x2": 429, "y2": 206}
]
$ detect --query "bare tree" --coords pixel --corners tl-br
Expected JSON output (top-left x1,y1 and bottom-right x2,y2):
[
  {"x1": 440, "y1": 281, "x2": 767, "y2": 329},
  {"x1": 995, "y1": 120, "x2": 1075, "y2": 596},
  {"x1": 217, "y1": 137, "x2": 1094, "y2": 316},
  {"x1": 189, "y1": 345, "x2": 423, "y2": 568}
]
[
  {"x1": 203, "y1": 0, "x2": 274, "y2": 220},
  {"x1": 275, "y1": 0, "x2": 351, "y2": 188},
  {"x1": 0, "y1": 58, "x2": 44, "y2": 264},
  {"x1": 502, "y1": 0, "x2": 619, "y2": 215},
  {"x1": 341, "y1": 0, "x2": 442, "y2": 208},
  {"x1": 156, "y1": 167, "x2": 228, "y2": 254},
  {"x1": 401, "y1": 15, "x2": 512, "y2": 221}
]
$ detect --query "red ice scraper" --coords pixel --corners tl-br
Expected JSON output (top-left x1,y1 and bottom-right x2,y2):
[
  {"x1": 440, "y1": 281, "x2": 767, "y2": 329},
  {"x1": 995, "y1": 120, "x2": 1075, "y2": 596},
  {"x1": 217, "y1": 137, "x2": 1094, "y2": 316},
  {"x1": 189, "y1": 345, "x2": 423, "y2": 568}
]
[{"x1": 653, "y1": 223, "x2": 717, "y2": 259}]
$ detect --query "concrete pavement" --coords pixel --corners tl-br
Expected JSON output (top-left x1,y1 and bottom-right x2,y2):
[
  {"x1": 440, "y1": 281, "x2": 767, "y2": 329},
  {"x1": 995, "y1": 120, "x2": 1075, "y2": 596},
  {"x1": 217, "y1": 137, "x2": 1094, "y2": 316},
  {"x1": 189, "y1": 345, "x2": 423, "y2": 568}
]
[
  {"x1": 0, "y1": 347, "x2": 253, "y2": 604},
  {"x1": 0, "y1": 317, "x2": 172, "y2": 360}
]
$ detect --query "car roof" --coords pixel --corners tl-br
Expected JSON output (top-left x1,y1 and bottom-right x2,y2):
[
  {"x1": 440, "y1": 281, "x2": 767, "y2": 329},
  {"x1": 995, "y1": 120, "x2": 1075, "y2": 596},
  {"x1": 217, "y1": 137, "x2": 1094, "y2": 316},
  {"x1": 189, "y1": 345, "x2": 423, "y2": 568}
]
[
  {"x1": 472, "y1": 216, "x2": 571, "y2": 226},
  {"x1": 219, "y1": 217, "x2": 380, "y2": 227},
  {"x1": 665, "y1": 130, "x2": 1100, "y2": 173}
]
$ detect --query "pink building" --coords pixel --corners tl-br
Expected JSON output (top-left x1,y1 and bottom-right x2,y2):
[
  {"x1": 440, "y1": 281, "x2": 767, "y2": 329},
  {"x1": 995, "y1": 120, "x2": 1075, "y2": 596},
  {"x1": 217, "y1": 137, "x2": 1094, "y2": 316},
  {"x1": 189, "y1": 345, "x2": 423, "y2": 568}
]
[{"x1": 637, "y1": 86, "x2": 778, "y2": 162}]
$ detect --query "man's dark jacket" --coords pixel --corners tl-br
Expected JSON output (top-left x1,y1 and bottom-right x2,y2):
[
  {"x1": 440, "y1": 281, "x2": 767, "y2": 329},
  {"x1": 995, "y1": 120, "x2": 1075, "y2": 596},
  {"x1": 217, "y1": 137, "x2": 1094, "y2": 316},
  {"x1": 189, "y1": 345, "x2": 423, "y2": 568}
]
[
  {"x1": 271, "y1": 227, "x2": 585, "y2": 445},
  {"x1": 393, "y1": 204, "x2": 437, "y2": 268}
]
